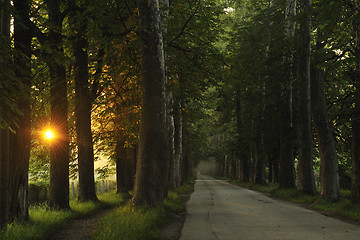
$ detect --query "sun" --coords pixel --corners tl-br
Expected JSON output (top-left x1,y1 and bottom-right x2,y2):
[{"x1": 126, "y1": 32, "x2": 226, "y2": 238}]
[{"x1": 44, "y1": 130, "x2": 54, "y2": 140}]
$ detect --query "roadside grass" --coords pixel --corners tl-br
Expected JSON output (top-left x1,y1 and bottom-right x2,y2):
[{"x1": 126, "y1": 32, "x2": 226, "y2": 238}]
[
  {"x1": 221, "y1": 178, "x2": 360, "y2": 222},
  {"x1": 92, "y1": 180, "x2": 195, "y2": 240},
  {"x1": 0, "y1": 192, "x2": 127, "y2": 240}
]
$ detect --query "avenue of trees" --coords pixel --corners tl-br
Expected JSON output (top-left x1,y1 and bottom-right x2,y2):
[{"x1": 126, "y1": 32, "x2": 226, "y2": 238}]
[
  {"x1": 214, "y1": 0, "x2": 360, "y2": 206},
  {"x1": 1, "y1": 0, "x2": 360, "y2": 233},
  {"x1": 0, "y1": 0, "x2": 222, "y2": 230}
]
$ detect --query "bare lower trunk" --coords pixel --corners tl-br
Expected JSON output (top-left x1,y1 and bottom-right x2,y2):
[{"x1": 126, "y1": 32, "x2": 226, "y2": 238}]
[
  {"x1": 132, "y1": 0, "x2": 169, "y2": 206},
  {"x1": 47, "y1": 0, "x2": 70, "y2": 210},
  {"x1": 351, "y1": 0, "x2": 360, "y2": 204},
  {"x1": 174, "y1": 101, "x2": 183, "y2": 188},
  {"x1": 311, "y1": 67, "x2": 340, "y2": 201},
  {"x1": 279, "y1": 0, "x2": 296, "y2": 189},
  {"x1": 9, "y1": 0, "x2": 32, "y2": 221},
  {"x1": 254, "y1": 143, "x2": 266, "y2": 185},
  {"x1": 0, "y1": 130, "x2": 10, "y2": 230},
  {"x1": 116, "y1": 140, "x2": 135, "y2": 193},
  {"x1": 297, "y1": 0, "x2": 316, "y2": 195}
]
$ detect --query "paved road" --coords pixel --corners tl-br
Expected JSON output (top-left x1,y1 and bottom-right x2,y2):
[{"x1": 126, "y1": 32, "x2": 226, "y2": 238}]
[{"x1": 180, "y1": 175, "x2": 360, "y2": 240}]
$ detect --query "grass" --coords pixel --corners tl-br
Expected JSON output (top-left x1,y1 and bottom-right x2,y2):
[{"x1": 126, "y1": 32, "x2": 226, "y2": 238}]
[
  {"x1": 221, "y1": 177, "x2": 360, "y2": 222},
  {"x1": 92, "y1": 180, "x2": 195, "y2": 240},
  {"x1": 0, "y1": 192, "x2": 127, "y2": 240}
]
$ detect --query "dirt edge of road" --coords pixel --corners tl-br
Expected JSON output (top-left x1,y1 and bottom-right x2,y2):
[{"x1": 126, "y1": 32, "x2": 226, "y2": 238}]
[{"x1": 161, "y1": 190, "x2": 194, "y2": 240}]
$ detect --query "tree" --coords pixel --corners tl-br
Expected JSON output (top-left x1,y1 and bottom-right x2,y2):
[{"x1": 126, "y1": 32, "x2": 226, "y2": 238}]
[
  {"x1": 351, "y1": 0, "x2": 360, "y2": 204},
  {"x1": 296, "y1": 0, "x2": 316, "y2": 195},
  {"x1": 0, "y1": 129, "x2": 9, "y2": 230},
  {"x1": 311, "y1": 66, "x2": 340, "y2": 200},
  {"x1": 279, "y1": 0, "x2": 296, "y2": 189},
  {"x1": 46, "y1": 0, "x2": 70, "y2": 209},
  {"x1": 132, "y1": 0, "x2": 170, "y2": 206},
  {"x1": 69, "y1": 1, "x2": 97, "y2": 202},
  {"x1": 0, "y1": 0, "x2": 11, "y2": 230},
  {"x1": 8, "y1": 0, "x2": 32, "y2": 221}
]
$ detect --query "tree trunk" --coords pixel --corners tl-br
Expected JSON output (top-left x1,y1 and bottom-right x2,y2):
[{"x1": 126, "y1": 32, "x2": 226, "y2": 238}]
[
  {"x1": 47, "y1": 0, "x2": 70, "y2": 209},
  {"x1": 297, "y1": 0, "x2": 316, "y2": 195},
  {"x1": 0, "y1": 130, "x2": 9, "y2": 230},
  {"x1": 351, "y1": 0, "x2": 360, "y2": 204},
  {"x1": 132, "y1": 0, "x2": 169, "y2": 206},
  {"x1": 235, "y1": 88, "x2": 250, "y2": 182},
  {"x1": 279, "y1": 0, "x2": 296, "y2": 189},
  {"x1": 254, "y1": 143, "x2": 266, "y2": 185},
  {"x1": 174, "y1": 101, "x2": 183, "y2": 188},
  {"x1": 8, "y1": 0, "x2": 32, "y2": 221},
  {"x1": 166, "y1": 94, "x2": 175, "y2": 189},
  {"x1": 115, "y1": 139, "x2": 135, "y2": 193},
  {"x1": 311, "y1": 67, "x2": 340, "y2": 201},
  {"x1": 72, "y1": 16, "x2": 98, "y2": 202}
]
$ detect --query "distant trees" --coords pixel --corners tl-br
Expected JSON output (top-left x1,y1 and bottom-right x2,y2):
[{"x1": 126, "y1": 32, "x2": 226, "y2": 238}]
[{"x1": 216, "y1": 0, "x2": 360, "y2": 202}]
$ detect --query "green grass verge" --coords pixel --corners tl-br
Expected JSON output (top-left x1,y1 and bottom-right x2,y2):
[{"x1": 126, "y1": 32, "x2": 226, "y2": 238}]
[
  {"x1": 92, "y1": 180, "x2": 195, "y2": 240},
  {"x1": 221, "y1": 177, "x2": 360, "y2": 222},
  {"x1": 0, "y1": 192, "x2": 127, "y2": 240}
]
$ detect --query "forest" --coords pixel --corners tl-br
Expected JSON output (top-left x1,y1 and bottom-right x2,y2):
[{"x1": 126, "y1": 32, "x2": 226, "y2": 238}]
[{"x1": 0, "y1": 0, "x2": 360, "y2": 237}]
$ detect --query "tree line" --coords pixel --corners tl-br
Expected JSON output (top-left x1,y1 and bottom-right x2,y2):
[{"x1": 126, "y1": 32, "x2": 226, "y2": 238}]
[
  {"x1": 213, "y1": 0, "x2": 360, "y2": 205},
  {"x1": 0, "y1": 0, "x2": 222, "y2": 231}
]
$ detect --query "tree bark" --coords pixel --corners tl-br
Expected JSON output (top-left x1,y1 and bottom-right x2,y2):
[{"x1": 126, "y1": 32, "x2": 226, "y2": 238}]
[
  {"x1": 0, "y1": 130, "x2": 9, "y2": 230},
  {"x1": 311, "y1": 67, "x2": 340, "y2": 201},
  {"x1": 0, "y1": 1, "x2": 10, "y2": 230},
  {"x1": 46, "y1": 0, "x2": 70, "y2": 209},
  {"x1": 72, "y1": 14, "x2": 98, "y2": 202},
  {"x1": 254, "y1": 143, "x2": 266, "y2": 185},
  {"x1": 279, "y1": 0, "x2": 296, "y2": 189},
  {"x1": 132, "y1": 0, "x2": 169, "y2": 206},
  {"x1": 115, "y1": 139, "x2": 135, "y2": 193},
  {"x1": 173, "y1": 100, "x2": 183, "y2": 188},
  {"x1": 235, "y1": 88, "x2": 250, "y2": 182},
  {"x1": 297, "y1": 0, "x2": 316, "y2": 195},
  {"x1": 351, "y1": 0, "x2": 360, "y2": 204},
  {"x1": 9, "y1": 0, "x2": 32, "y2": 221},
  {"x1": 166, "y1": 94, "x2": 175, "y2": 189}
]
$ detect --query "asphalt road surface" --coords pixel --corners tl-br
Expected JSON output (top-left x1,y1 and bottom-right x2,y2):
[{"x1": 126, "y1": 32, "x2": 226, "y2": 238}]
[{"x1": 180, "y1": 175, "x2": 360, "y2": 240}]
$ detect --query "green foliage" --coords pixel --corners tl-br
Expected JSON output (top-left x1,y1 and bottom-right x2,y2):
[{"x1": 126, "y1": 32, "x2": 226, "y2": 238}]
[
  {"x1": 0, "y1": 193, "x2": 125, "y2": 240},
  {"x1": 92, "y1": 181, "x2": 194, "y2": 240},
  {"x1": 92, "y1": 205, "x2": 164, "y2": 240}
]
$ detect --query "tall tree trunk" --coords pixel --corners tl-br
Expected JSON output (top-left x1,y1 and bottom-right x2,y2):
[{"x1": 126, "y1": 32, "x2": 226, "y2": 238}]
[
  {"x1": 9, "y1": 0, "x2": 32, "y2": 221},
  {"x1": 311, "y1": 67, "x2": 340, "y2": 201},
  {"x1": 132, "y1": 0, "x2": 169, "y2": 206},
  {"x1": 254, "y1": 143, "x2": 266, "y2": 185},
  {"x1": 351, "y1": 0, "x2": 360, "y2": 204},
  {"x1": 235, "y1": 88, "x2": 250, "y2": 182},
  {"x1": 297, "y1": 0, "x2": 316, "y2": 195},
  {"x1": 174, "y1": 100, "x2": 183, "y2": 188},
  {"x1": 279, "y1": 0, "x2": 296, "y2": 189},
  {"x1": 115, "y1": 138, "x2": 135, "y2": 193},
  {"x1": 72, "y1": 15, "x2": 98, "y2": 202},
  {"x1": 0, "y1": 1, "x2": 11, "y2": 230},
  {"x1": 47, "y1": 0, "x2": 70, "y2": 209},
  {"x1": 166, "y1": 94, "x2": 175, "y2": 189},
  {"x1": 0, "y1": 130, "x2": 9, "y2": 230}
]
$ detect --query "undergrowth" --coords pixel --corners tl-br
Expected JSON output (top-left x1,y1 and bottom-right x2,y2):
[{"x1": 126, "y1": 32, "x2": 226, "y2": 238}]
[
  {"x1": 0, "y1": 192, "x2": 127, "y2": 240},
  {"x1": 92, "y1": 180, "x2": 195, "y2": 240}
]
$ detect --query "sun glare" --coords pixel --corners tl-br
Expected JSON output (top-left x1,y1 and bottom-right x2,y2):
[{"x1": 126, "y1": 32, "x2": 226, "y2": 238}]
[{"x1": 44, "y1": 130, "x2": 54, "y2": 140}]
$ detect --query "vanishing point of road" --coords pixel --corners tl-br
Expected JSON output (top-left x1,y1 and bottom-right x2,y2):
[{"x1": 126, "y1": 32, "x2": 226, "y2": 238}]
[{"x1": 180, "y1": 175, "x2": 360, "y2": 240}]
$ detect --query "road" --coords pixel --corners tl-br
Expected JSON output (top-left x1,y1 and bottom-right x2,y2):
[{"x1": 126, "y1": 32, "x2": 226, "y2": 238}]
[{"x1": 180, "y1": 175, "x2": 360, "y2": 240}]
